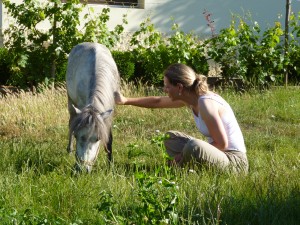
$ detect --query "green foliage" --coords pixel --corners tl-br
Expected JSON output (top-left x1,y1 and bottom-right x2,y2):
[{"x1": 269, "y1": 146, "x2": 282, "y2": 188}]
[
  {"x1": 284, "y1": 11, "x2": 300, "y2": 83},
  {"x1": 204, "y1": 14, "x2": 300, "y2": 87},
  {"x1": 3, "y1": 0, "x2": 79, "y2": 87},
  {"x1": 129, "y1": 18, "x2": 166, "y2": 85},
  {"x1": 2, "y1": 1, "x2": 300, "y2": 88},
  {"x1": 206, "y1": 23, "x2": 238, "y2": 79},
  {"x1": 95, "y1": 190, "x2": 122, "y2": 223},
  {"x1": 0, "y1": 208, "x2": 66, "y2": 224},
  {"x1": 0, "y1": 47, "x2": 12, "y2": 85},
  {"x1": 0, "y1": 86, "x2": 299, "y2": 224},
  {"x1": 130, "y1": 18, "x2": 209, "y2": 85},
  {"x1": 2, "y1": 0, "x2": 127, "y2": 88},
  {"x1": 83, "y1": 8, "x2": 127, "y2": 49},
  {"x1": 112, "y1": 50, "x2": 135, "y2": 81},
  {"x1": 132, "y1": 172, "x2": 179, "y2": 224},
  {"x1": 95, "y1": 174, "x2": 179, "y2": 224},
  {"x1": 127, "y1": 14, "x2": 300, "y2": 87},
  {"x1": 167, "y1": 23, "x2": 208, "y2": 74}
]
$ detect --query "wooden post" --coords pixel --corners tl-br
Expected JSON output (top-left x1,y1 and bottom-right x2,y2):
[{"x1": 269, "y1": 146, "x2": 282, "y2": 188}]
[{"x1": 284, "y1": 0, "x2": 291, "y2": 87}]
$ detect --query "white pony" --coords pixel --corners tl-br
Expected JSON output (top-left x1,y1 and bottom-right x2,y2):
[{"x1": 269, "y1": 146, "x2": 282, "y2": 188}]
[{"x1": 66, "y1": 42, "x2": 120, "y2": 173}]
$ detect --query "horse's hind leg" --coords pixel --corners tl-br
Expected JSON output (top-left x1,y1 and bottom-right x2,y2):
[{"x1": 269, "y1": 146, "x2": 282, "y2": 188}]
[{"x1": 105, "y1": 129, "x2": 113, "y2": 163}]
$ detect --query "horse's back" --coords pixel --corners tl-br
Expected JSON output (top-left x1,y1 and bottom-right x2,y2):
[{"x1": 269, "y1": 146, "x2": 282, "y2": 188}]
[{"x1": 66, "y1": 42, "x2": 119, "y2": 109}]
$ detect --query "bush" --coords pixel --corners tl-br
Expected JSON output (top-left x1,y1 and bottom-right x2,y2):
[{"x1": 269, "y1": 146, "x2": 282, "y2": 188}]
[
  {"x1": 285, "y1": 12, "x2": 300, "y2": 84},
  {"x1": 112, "y1": 51, "x2": 135, "y2": 81},
  {"x1": 2, "y1": 0, "x2": 127, "y2": 88},
  {"x1": 0, "y1": 47, "x2": 12, "y2": 85},
  {"x1": 129, "y1": 19, "x2": 209, "y2": 85},
  {"x1": 205, "y1": 15, "x2": 293, "y2": 87},
  {"x1": 3, "y1": 1, "x2": 300, "y2": 88},
  {"x1": 287, "y1": 46, "x2": 300, "y2": 84}
]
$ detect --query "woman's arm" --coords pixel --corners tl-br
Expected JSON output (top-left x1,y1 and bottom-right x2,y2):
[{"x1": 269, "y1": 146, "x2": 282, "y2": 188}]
[
  {"x1": 114, "y1": 92, "x2": 185, "y2": 108},
  {"x1": 199, "y1": 99, "x2": 228, "y2": 150}
]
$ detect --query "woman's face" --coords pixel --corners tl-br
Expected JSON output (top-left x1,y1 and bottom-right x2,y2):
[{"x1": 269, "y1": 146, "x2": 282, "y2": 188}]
[{"x1": 163, "y1": 76, "x2": 179, "y2": 100}]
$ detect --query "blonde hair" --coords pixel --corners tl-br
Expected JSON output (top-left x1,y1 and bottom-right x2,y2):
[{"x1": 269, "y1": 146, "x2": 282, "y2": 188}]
[{"x1": 164, "y1": 63, "x2": 208, "y2": 95}]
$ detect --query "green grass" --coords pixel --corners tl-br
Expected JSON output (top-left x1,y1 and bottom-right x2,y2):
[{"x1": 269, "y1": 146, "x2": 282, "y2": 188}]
[{"x1": 0, "y1": 84, "x2": 299, "y2": 225}]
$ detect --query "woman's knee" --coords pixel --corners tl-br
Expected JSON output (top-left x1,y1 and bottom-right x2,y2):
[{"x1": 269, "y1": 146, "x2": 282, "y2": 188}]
[
  {"x1": 164, "y1": 131, "x2": 191, "y2": 149},
  {"x1": 164, "y1": 131, "x2": 177, "y2": 148},
  {"x1": 164, "y1": 131, "x2": 184, "y2": 157},
  {"x1": 164, "y1": 130, "x2": 177, "y2": 140}
]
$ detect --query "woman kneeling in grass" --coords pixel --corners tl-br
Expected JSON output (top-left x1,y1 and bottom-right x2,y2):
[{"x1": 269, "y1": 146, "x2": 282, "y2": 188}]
[{"x1": 115, "y1": 63, "x2": 248, "y2": 173}]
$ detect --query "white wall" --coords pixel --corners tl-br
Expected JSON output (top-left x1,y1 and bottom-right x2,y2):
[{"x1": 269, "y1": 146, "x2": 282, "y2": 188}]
[
  {"x1": 1, "y1": 0, "x2": 300, "y2": 42},
  {"x1": 102, "y1": 0, "x2": 300, "y2": 36}
]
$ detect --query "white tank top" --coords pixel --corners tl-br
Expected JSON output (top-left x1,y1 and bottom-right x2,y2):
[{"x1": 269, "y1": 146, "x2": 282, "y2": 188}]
[{"x1": 192, "y1": 94, "x2": 246, "y2": 152}]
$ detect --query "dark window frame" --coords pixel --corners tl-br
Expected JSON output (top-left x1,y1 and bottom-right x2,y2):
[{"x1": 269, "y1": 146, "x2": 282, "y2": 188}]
[{"x1": 78, "y1": 0, "x2": 139, "y2": 8}]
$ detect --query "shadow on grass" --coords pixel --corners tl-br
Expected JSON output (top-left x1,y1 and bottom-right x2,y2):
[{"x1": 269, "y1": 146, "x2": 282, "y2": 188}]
[{"x1": 182, "y1": 183, "x2": 300, "y2": 225}]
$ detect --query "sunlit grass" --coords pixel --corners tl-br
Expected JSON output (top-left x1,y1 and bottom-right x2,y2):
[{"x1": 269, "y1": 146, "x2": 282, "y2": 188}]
[{"x1": 0, "y1": 84, "x2": 299, "y2": 224}]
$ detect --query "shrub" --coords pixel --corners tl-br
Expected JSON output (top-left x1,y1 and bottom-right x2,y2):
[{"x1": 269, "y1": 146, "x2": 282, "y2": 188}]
[
  {"x1": 129, "y1": 18, "x2": 209, "y2": 85},
  {"x1": 2, "y1": 0, "x2": 127, "y2": 88},
  {"x1": 3, "y1": 1, "x2": 300, "y2": 88},
  {"x1": 285, "y1": 11, "x2": 300, "y2": 84},
  {"x1": 0, "y1": 47, "x2": 12, "y2": 85},
  {"x1": 129, "y1": 18, "x2": 166, "y2": 85},
  {"x1": 287, "y1": 45, "x2": 300, "y2": 84},
  {"x1": 112, "y1": 51, "x2": 135, "y2": 81},
  {"x1": 205, "y1": 14, "x2": 286, "y2": 87}
]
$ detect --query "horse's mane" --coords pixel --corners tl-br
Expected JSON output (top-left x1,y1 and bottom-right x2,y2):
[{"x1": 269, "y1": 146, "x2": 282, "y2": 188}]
[
  {"x1": 70, "y1": 105, "x2": 110, "y2": 144},
  {"x1": 89, "y1": 46, "x2": 120, "y2": 112}
]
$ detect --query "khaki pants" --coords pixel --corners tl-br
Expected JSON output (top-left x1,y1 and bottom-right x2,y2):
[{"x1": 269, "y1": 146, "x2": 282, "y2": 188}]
[{"x1": 164, "y1": 130, "x2": 249, "y2": 173}]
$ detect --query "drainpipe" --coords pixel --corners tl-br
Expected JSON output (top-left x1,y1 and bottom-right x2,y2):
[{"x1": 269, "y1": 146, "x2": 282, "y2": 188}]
[{"x1": 0, "y1": 0, "x2": 3, "y2": 47}]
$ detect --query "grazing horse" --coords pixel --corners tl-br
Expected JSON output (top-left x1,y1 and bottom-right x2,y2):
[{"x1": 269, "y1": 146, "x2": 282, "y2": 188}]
[{"x1": 66, "y1": 42, "x2": 120, "y2": 173}]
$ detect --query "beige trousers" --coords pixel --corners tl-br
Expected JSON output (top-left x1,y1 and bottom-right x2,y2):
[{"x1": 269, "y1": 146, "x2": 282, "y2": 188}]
[{"x1": 164, "y1": 130, "x2": 249, "y2": 173}]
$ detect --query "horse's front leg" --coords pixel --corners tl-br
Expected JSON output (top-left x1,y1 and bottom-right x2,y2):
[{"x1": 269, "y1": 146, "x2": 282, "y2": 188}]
[
  {"x1": 67, "y1": 112, "x2": 75, "y2": 154},
  {"x1": 105, "y1": 129, "x2": 113, "y2": 163},
  {"x1": 67, "y1": 98, "x2": 76, "y2": 154},
  {"x1": 67, "y1": 129, "x2": 74, "y2": 154}
]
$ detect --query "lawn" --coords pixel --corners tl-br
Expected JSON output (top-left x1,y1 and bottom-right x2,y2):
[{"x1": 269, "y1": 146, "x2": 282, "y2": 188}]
[{"x1": 0, "y1": 84, "x2": 299, "y2": 225}]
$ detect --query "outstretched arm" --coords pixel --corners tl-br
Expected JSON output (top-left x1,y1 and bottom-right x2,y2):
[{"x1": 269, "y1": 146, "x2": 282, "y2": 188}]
[{"x1": 114, "y1": 92, "x2": 185, "y2": 108}]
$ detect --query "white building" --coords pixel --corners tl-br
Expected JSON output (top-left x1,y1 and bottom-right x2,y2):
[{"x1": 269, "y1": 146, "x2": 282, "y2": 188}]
[{"x1": 1, "y1": 0, "x2": 299, "y2": 45}]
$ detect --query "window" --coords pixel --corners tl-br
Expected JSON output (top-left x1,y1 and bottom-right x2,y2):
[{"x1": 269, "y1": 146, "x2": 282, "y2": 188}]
[{"x1": 81, "y1": 0, "x2": 140, "y2": 8}]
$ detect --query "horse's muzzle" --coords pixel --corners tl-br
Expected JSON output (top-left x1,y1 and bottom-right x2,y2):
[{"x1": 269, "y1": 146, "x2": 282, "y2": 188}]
[{"x1": 74, "y1": 161, "x2": 93, "y2": 173}]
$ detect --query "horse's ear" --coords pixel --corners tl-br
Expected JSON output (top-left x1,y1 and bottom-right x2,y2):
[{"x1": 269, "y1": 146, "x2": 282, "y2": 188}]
[
  {"x1": 99, "y1": 109, "x2": 114, "y2": 120},
  {"x1": 72, "y1": 104, "x2": 82, "y2": 115}
]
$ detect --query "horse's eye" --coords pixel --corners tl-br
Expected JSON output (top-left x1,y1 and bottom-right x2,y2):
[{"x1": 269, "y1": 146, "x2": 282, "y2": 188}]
[
  {"x1": 80, "y1": 136, "x2": 87, "y2": 142},
  {"x1": 93, "y1": 137, "x2": 99, "y2": 143}
]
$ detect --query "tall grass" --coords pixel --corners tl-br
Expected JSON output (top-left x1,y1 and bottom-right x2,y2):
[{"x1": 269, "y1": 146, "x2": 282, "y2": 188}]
[{"x1": 0, "y1": 84, "x2": 299, "y2": 224}]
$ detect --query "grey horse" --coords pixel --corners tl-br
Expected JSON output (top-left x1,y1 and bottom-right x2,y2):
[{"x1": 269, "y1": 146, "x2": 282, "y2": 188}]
[{"x1": 66, "y1": 42, "x2": 120, "y2": 173}]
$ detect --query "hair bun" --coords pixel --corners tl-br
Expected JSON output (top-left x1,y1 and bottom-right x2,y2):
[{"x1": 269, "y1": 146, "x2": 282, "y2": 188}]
[
  {"x1": 193, "y1": 74, "x2": 208, "y2": 95},
  {"x1": 193, "y1": 77, "x2": 200, "y2": 87}
]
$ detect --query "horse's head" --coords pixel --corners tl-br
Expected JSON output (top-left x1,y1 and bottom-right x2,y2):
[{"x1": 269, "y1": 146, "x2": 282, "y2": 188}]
[{"x1": 71, "y1": 105, "x2": 113, "y2": 173}]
